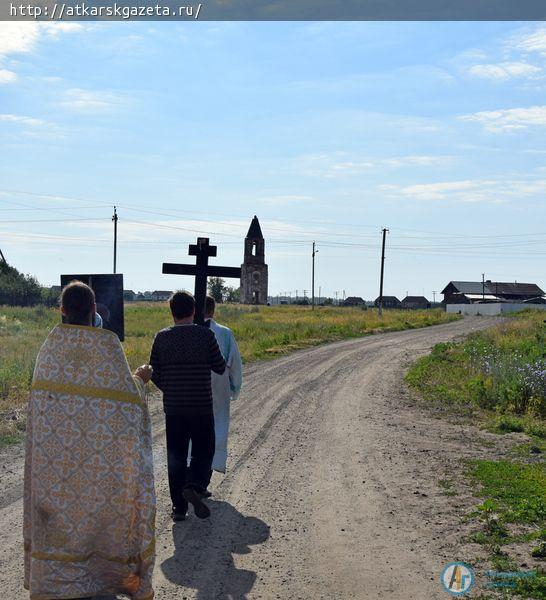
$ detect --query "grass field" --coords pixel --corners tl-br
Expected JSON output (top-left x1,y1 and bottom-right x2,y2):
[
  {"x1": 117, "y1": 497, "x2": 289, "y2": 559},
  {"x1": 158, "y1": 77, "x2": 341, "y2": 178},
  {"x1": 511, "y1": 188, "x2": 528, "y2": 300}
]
[
  {"x1": 0, "y1": 303, "x2": 458, "y2": 444},
  {"x1": 406, "y1": 310, "x2": 546, "y2": 431},
  {"x1": 406, "y1": 311, "x2": 546, "y2": 597}
]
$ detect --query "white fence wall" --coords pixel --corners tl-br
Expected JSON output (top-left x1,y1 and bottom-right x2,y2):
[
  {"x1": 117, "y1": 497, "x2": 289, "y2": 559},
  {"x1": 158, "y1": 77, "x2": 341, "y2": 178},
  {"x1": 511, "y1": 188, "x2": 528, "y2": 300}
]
[{"x1": 446, "y1": 303, "x2": 546, "y2": 316}]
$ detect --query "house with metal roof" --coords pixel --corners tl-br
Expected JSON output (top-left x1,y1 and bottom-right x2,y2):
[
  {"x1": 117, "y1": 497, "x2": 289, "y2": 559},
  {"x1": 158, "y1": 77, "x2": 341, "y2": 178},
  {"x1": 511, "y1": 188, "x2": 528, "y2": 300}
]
[
  {"x1": 151, "y1": 290, "x2": 173, "y2": 301},
  {"x1": 401, "y1": 295, "x2": 431, "y2": 310},
  {"x1": 441, "y1": 281, "x2": 544, "y2": 304},
  {"x1": 374, "y1": 296, "x2": 401, "y2": 309},
  {"x1": 342, "y1": 296, "x2": 366, "y2": 307}
]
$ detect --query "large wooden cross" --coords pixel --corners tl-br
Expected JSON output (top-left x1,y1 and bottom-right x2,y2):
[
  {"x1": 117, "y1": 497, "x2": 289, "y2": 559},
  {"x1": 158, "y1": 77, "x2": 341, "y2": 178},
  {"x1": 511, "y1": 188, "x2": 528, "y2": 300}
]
[{"x1": 163, "y1": 237, "x2": 241, "y2": 325}]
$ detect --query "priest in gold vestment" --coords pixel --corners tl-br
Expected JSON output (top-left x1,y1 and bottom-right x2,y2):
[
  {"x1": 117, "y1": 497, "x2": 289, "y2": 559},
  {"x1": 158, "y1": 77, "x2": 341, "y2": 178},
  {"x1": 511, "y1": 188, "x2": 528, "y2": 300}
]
[{"x1": 24, "y1": 281, "x2": 156, "y2": 600}]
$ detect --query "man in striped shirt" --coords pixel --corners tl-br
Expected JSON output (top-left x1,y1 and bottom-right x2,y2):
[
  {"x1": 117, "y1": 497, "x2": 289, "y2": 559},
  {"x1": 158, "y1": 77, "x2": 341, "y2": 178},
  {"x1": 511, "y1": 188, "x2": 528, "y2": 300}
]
[{"x1": 150, "y1": 291, "x2": 226, "y2": 521}]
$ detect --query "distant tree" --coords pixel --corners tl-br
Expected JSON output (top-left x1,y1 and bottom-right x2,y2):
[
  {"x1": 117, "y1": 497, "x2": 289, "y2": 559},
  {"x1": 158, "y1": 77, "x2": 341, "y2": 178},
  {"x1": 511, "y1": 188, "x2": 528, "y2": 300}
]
[
  {"x1": 0, "y1": 261, "x2": 43, "y2": 306},
  {"x1": 41, "y1": 287, "x2": 60, "y2": 307},
  {"x1": 225, "y1": 286, "x2": 241, "y2": 303},
  {"x1": 324, "y1": 297, "x2": 334, "y2": 305},
  {"x1": 208, "y1": 277, "x2": 228, "y2": 303}
]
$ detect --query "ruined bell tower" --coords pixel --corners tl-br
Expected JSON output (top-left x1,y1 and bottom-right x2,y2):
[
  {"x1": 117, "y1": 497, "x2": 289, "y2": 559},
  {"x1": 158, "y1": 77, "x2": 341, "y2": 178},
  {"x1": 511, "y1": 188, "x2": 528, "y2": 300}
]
[{"x1": 240, "y1": 216, "x2": 268, "y2": 304}]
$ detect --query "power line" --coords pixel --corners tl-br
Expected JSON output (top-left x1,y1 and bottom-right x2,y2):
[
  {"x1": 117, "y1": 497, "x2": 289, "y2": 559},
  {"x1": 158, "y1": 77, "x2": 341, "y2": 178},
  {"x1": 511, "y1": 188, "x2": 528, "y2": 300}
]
[
  {"x1": 1, "y1": 229, "x2": 545, "y2": 257},
  {"x1": 1, "y1": 222, "x2": 542, "y2": 252},
  {"x1": 0, "y1": 218, "x2": 109, "y2": 224},
  {"x1": 0, "y1": 195, "x2": 99, "y2": 222},
  {"x1": 2, "y1": 187, "x2": 546, "y2": 241},
  {"x1": 0, "y1": 205, "x2": 106, "y2": 212}
]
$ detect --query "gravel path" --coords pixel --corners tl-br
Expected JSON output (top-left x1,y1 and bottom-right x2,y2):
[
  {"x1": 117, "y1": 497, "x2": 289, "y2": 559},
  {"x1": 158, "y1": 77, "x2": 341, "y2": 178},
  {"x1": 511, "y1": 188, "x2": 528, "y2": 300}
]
[{"x1": 0, "y1": 316, "x2": 503, "y2": 599}]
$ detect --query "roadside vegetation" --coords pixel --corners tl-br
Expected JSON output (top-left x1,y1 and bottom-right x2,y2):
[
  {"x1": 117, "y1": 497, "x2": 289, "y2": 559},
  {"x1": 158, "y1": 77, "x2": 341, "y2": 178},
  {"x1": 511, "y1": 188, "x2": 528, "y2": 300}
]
[
  {"x1": 0, "y1": 303, "x2": 457, "y2": 445},
  {"x1": 406, "y1": 310, "x2": 545, "y2": 597}
]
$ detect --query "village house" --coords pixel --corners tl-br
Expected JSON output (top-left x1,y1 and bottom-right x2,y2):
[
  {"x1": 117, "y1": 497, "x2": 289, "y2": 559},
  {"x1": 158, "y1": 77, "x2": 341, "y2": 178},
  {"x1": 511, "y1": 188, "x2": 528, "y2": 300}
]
[
  {"x1": 441, "y1": 281, "x2": 544, "y2": 304},
  {"x1": 342, "y1": 296, "x2": 366, "y2": 307},
  {"x1": 401, "y1": 295, "x2": 431, "y2": 310},
  {"x1": 374, "y1": 296, "x2": 401, "y2": 309},
  {"x1": 151, "y1": 290, "x2": 172, "y2": 302}
]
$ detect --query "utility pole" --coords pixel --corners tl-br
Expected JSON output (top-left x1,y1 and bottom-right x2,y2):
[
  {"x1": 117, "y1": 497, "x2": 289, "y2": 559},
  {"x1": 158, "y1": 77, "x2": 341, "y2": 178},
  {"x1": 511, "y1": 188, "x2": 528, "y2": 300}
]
[
  {"x1": 432, "y1": 291, "x2": 437, "y2": 304},
  {"x1": 312, "y1": 241, "x2": 318, "y2": 310},
  {"x1": 378, "y1": 227, "x2": 389, "y2": 317},
  {"x1": 335, "y1": 290, "x2": 339, "y2": 305},
  {"x1": 482, "y1": 273, "x2": 485, "y2": 301},
  {"x1": 319, "y1": 285, "x2": 321, "y2": 303},
  {"x1": 112, "y1": 206, "x2": 118, "y2": 274}
]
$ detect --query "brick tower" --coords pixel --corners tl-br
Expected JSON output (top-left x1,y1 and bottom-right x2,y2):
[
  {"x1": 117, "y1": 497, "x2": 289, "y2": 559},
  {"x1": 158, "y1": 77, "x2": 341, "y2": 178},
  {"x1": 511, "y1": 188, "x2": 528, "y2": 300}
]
[{"x1": 240, "y1": 216, "x2": 268, "y2": 304}]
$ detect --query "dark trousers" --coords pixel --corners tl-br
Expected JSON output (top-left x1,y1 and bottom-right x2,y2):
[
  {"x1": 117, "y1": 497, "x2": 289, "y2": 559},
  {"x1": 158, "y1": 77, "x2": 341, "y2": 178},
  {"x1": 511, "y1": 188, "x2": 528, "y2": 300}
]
[{"x1": 165, "y1": 413, "x2": 215, "y2": 509}]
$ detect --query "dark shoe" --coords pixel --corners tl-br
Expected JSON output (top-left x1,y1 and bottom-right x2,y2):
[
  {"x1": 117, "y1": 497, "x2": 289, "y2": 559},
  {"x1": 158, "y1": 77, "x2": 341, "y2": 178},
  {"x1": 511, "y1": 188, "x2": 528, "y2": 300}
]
[
  {"x1": 200, "y1": 489, "x2": 212, "y2": 499},
  {"x1": 182, "y1": 487, "x2": 211, "y2": 519},
  {"x1": 171, "y1": 506, "x2": 187, "y2": 521}
]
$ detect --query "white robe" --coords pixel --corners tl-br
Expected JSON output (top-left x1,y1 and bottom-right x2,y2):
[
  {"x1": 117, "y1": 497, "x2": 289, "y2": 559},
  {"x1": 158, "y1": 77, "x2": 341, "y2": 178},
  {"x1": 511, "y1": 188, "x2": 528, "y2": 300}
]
[{"x1": 208, "y1": 318, "x2": 243, "y2": 473}]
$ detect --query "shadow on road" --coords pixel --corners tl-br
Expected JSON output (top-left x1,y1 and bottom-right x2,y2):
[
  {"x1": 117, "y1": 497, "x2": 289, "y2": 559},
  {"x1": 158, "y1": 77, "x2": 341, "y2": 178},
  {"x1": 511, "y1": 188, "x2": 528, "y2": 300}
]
[{"x1": 161, "y1": 500, "x2": 270, "y2": 599}]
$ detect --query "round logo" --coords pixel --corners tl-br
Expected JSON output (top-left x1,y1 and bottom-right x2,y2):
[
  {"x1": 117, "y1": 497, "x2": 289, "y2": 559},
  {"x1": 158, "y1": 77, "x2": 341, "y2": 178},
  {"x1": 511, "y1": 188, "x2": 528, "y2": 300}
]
[{"x1": 440, "y1": 562, "x2": 475, "y2": 596}]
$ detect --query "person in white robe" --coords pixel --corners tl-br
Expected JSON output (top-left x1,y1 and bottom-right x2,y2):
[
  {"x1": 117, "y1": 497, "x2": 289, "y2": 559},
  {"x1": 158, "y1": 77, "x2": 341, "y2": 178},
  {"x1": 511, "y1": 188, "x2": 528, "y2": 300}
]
[{"x1": 205, "y1": 295, "x2": 243, "y2": 478}]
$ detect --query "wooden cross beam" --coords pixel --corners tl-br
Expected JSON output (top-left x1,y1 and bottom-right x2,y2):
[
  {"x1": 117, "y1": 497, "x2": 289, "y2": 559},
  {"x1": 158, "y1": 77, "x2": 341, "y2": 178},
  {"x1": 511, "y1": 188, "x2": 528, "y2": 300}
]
[{"x1": 162, "y1": 237, "x2": 242, "y2": 325}]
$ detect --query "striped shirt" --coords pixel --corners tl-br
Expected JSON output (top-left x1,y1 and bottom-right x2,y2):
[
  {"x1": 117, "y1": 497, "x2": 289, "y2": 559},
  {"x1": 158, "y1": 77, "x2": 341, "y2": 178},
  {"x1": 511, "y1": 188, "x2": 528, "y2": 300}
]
[{"x1": 150, "y1": 324, "x2": 226, "y2": 416}]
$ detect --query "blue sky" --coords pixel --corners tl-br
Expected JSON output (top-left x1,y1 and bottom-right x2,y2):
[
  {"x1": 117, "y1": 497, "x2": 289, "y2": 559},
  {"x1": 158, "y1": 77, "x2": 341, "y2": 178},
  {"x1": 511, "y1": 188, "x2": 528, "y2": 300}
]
[{"x1": 0, "y1": 21, "x2": 545, "y2": 300}]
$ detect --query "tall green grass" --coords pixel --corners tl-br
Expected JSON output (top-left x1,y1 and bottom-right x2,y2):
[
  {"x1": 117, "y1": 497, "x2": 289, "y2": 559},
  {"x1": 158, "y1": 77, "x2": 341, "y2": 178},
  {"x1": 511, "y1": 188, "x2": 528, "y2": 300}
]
[{"x1": 406, "y1": 310, "x2": 546, "y2": 421}]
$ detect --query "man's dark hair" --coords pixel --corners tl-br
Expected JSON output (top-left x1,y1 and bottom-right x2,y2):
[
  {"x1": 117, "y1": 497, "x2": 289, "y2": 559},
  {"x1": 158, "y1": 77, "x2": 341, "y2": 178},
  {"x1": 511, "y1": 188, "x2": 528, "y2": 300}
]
[
  {"x1": 61, "y1": 280, "x2": 95, "y2": 325},
  {"x1": 169, "y1": 291, "x2": 195, "y2": 319},
  {"x1": 205, "y1": 295, "x2": 216, "y2": 317}
]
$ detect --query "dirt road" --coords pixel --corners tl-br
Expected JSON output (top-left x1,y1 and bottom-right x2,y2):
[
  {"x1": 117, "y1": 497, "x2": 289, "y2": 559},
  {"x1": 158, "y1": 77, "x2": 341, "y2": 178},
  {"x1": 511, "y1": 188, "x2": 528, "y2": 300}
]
[{"x1": 0, "y1": 317, "x2": 503, "y2": 599}]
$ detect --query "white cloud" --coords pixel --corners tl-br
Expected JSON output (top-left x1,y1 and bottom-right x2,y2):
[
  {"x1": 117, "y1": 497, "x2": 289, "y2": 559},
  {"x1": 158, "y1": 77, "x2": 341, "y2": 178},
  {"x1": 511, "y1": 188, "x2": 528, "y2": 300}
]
[
  {"x1": 382, "y1": 155, "x2": 451, "y2": 167},
  {"x1": 0, "y1": 113, "x2": 46, "y2": 127},
  {"x1": 41, "y1": 23, "x2": 84, "y2": 38},
  {"x1": 457, "y1": 26, "x2": 546, "y2": 85},
  {"x1": 61, "y1": 88, "x2": 126, "y2": 112},
  {"x1": 0, "y1": 23, "x2": 41, "y2": 58},
  {"x1": 0, "y1": 69, "x2": 17, "y2": 83},
  {"x1": 0, "y1": 113, "x2": 63, "y2": 139},
  {"x1": 393, "y1": 180, "x2": 481, "y2": 201},
  {"x1": 459, "y1": 105, "x2": 546, "y2": 132},
  {"x1": 380, "y1": 178, "x2": 546, "y2": 203},
  {"x1": 467, "y1": 61, "x2": 542, "y2": 81},
  {"x1": 511, "y1": 26, "x2": 546, "y2": 56},
  {"x1": 294, "y1": 152, "x2": 450, "y2": 178},
  {"x1": 0, "y1": 22, "x2": 83, "y2": 58},
  {"x1": 456, "y1": 48, "x2": 489, "y2": 62},
  {"x1": 0, "y1": 22, "x2": 84, "y2": 83}
]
